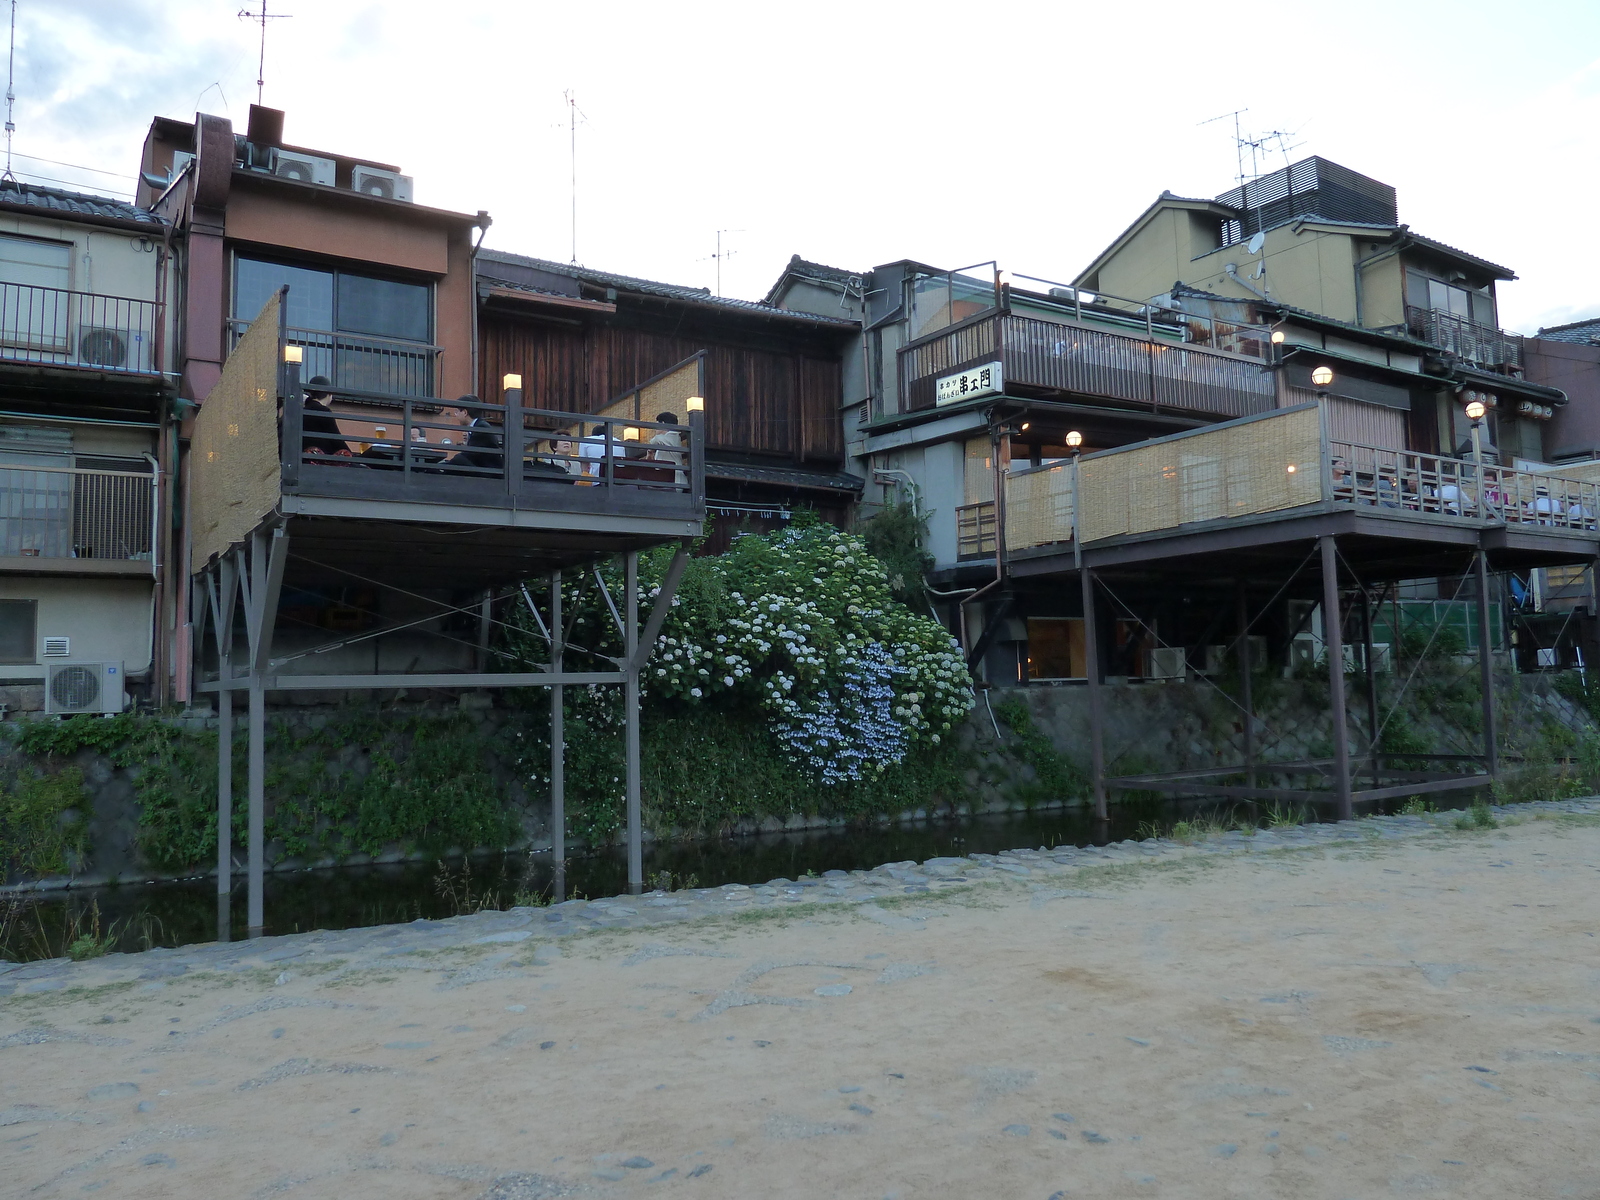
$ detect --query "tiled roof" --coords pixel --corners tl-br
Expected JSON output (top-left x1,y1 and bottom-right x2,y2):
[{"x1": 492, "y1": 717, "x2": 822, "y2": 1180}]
[
  {"x1": 0, "y1": 181, "x2": 164, "y2": 228},
  {"x1": 478, "y1": 249, "x2": 857, "y2": 328},
  {"x1": 1535, "y1": 316, "x2": 1600, "y2": 344},
  {"x1": 761, "y1": 254, "x2": 863, "y2": 305},
  {"x1": 707, "y1": 460, "x2": 864, "y2": 492}
]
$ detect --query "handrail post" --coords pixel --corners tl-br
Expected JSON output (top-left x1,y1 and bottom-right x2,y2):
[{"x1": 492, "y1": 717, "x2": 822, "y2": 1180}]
[
  {"x1": 503, "y1": 385, "x2": 523, "y2": 497},
  {"x1": 688, "y1": 408, "x2": 706, "y2": 501}
]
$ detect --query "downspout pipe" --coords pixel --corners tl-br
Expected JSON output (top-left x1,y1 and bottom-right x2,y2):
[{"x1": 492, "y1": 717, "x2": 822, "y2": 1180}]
[
  {"x1": 469, "y1": 211, "x2": 492, "y2": 397},
  {"x1": 142, "y1": 452, "x2": 162, "y2": 703}
]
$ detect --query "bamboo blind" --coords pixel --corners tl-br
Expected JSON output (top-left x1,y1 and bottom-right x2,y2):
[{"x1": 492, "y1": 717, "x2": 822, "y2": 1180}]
[
  {"x1": 190, "y1": 293, "x2": 282, "y2": 567},
  {"x1": 1006, "y1": 463, "x2": 1074, "y2": 551},
  {"x1": 964, "y1": 437, "x2": 994, "y2": 504},
  {"x1": 591, "y1": 358, "x2": 701, "y2": 428},
  {"x1": 1078, "y1": 406, "x2": 1323, "y2": 542}
]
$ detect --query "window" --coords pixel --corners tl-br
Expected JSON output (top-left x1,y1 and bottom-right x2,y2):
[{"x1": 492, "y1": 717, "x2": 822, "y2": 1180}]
[
  {"x1": 0, "y1": 598, "x2": 37, "y2": 663},
  {"x1": 233, "y1": 255, "x2": 435, "y2": 394},
  {"x1": 0, "y1": 235, "x2": 72, "y2": 350},
  {"x1": 1406, "y1": 269, "x2": 1496, "y2": 329}
]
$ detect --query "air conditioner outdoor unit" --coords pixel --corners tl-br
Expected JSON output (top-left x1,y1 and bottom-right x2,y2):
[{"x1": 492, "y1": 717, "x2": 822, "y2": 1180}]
[
  {"x1": 45, "y1": 662, "x2": 125, "y2": 716},
  {"x1": 351, "y1": 166, "x2": 413, "y2": 202},
  {"x1": 273, "y1": 150, "x2": 336, "y2": 186},
  {"x1": 1147, "y1": 647, "x2": 1186, "y2": 680},
  {"x1": 1290, "y1": 636, "x2": 1318, "y2": 669},
  {"x1": 77, "y1": 327, "x2": 153, "y2": 373}
]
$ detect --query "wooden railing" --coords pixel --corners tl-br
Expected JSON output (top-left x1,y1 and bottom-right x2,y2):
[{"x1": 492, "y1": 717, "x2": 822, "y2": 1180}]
[
  {"x1": 956, "y1": 501, "x2": 996, "y2": 558},
  {"x1": 0, "y1": 465, "x2": 155, "y2": 561},
  {"x1": 900, "y1": 311, "x2": 1274, "y2": 417},
  {"x1": 0, "y1": 282, "x2": 161, "y2": 374}
]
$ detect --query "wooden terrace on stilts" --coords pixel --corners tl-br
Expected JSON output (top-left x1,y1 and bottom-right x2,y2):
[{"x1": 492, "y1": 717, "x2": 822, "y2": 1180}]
[{"x1": 187, "y1": 292, "x2": 706, "y2": 935}]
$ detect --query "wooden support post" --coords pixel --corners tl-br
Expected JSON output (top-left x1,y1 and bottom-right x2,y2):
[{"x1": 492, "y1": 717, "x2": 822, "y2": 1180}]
[
  {"x1": 1476, "y1": 550, "x2": 1499, "y2": 778},
  {"x1": 1236, "y1": 582, "x2": 1255, "y2": 789},
  {"x1": 477, "y1": 589, "x2": 493, "y2": 673},
  {"x1": 242, "y1": 528, "x2": 287, "y2": 936},
  {"x1": 1361, "y1": 583, "x2": 1381, "y2": 788},
  {"x1": 1081, "y1": 566, "x2": 1107, "y2": 821},
  {"x1": 549, "y1": 570, "x2": 565, "y2": 903},
  {"x1": 624, "y1": 551, "x2": 642, "y2": 895},
  {"x1": 1321, "y1": 535, "x2": 1353, "y2": 821}
]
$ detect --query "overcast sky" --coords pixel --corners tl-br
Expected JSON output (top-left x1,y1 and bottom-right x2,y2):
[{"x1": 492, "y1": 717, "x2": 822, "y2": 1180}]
[{"x1": 18, "y1": 1, "x2": 1600, "y2": 333}]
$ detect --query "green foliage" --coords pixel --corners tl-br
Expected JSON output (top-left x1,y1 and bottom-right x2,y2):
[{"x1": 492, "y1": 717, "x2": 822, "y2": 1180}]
[
  {"x1": 0, "y1": 765, "x2": 89, "y2": 880},
  {"x1": 857, "y1": 500, "x2": 935, "y2": 610},
  {"x1": 990, "y1": 697, "x2": 1088, "y2": 805},
  {"x1": 1398, "y1": 796, "x2": 1434, "y2": 815},
  {"x1": 1455, "y1": 800, "x2": 1498, "y2": 830},
  {"x1": 1553, "y1": 670, "x2": 1600, "y2": 724}
]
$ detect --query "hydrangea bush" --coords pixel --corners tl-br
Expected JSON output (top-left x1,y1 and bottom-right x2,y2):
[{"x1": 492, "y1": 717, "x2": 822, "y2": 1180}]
[{"x1": 511, "y1": 522, "x2": 974, "y2": 810}]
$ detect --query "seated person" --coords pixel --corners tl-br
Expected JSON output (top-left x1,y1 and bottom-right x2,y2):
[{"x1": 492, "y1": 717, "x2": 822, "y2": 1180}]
[
  {"x1": 439, "y1": 396, "x2": 503, "y2": 471},
  {"x1": 301, "y1": 376, "x2": 352, "y2": 458},
  {"x1": 647, "y1": 411, "x2": 687, "y2": 488},
  {"x1": 1330, "y1": 456, "x2": 1353, "y2": 499},
  {"x1": 1527, "y1": 486, "x2": 1560, "y2": 525}
]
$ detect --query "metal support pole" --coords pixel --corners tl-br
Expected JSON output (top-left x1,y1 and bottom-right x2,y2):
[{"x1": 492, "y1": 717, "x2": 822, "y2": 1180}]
[
  {"x1": 549, "y1": 569, "x2": 565, "y2": 903},
  {"x1": 1081, "y1": 566, "x2": 1106, "y2": 821},
  {"x1": 247, "y1": 674, "x2": 265, "y2": 935},
  {"x1": 1361, "y1": 583, "x2": 1381, "y2": 788},
  {"x1": 1321, "y1": 535, "x2": 1353, "y2": 821},
  {"x1": 478, "y1": 589, "x2": 493, "y2": 673},
  {"x1": 1236, "y1": 582, "x2": 1254, "y2": 789},
  {"x1": 624, "y1": 551, "x2": 642, "y2": 894},
  {"x1": 1475, "y1": 550, "x2": 1500, "y2": 778}
]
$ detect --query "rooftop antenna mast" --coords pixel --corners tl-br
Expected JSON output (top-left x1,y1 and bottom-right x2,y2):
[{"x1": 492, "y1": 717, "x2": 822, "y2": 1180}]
[
  {"x1": 563, "y1": 90, "x2": 587, "y2": 265},
  {"x1": 3, "y1": 0, "x2": 16, "y2": 185},
  {"x1": 713, "y1": 229, "x2": 743, "y2": 297},
  {"x1": 238, "y1": 1, "x2": 292, "y2": 108},
  {"x1": 1200, "y1": 108, "x2": 1249, "y2": 192}
]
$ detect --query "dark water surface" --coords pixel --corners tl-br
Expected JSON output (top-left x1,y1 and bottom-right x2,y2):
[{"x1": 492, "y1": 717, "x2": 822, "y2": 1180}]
[{"x1": 2, "y1": 790, "x2": 1482, "y2": 961}]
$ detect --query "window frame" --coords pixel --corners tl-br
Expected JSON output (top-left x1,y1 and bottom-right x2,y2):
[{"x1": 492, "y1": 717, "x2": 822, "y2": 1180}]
[{"x1": 230, "y1": 251, "x2": 436, "y2": 346}]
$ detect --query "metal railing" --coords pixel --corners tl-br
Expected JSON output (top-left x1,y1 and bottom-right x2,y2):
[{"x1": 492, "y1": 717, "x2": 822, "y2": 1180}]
[
  {"x1": 901, "y1": 311, "x2": 1275, "y2": 417},
  {"x1": 0, "y1": 465, "x2": 155, "y2": 561},
  {"x1": 229, "y1": 320, "x2": 440, "y2": 397},
  {"x1": 0, "y1": 282, "x2": 162, "y2": 374},
  {"x1": 282, "y1": 384, "x2": 704, "y2": 504},
  {"x1": 1405, "y1": 306, "x2": 1522, "y2": 370}
]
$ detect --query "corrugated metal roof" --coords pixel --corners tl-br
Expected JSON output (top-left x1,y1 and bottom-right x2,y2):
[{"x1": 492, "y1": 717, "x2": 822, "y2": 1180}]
[
  {"x1": 479, "y1": 248, "x2": 857, "y2": 327},
  {"x1": 0, "y1": 181, "x2": 164, "y2": 228}
]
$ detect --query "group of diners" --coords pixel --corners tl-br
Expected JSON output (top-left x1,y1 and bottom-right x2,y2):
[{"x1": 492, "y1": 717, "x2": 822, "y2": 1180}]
[
  {"x1": 1330, "y1": 455, "x2": 1596, "y2": 528},
  {"x1": 295, "y1": 377, "x2": 687, "y2": 487}
]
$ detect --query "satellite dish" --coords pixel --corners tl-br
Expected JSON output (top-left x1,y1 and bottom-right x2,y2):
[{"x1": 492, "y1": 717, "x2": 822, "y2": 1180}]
[{"x1": 1246, "y1": 231, "x2": 1266, "y2": 255}]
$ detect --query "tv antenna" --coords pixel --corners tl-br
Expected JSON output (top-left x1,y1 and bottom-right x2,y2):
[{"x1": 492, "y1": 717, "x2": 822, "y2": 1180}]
[
  {"x1": 3, "y1": 0, "x2": 16, "y2": 185},
  {"x1": 562, "y1": 90, "x2": 588, "y2": 265},
  {"x1": 238, "y1": 2, "x2": 292, "y2": 108},
  {"x1": 712, "y1": 229, "x2": 742, "y2": 297}
]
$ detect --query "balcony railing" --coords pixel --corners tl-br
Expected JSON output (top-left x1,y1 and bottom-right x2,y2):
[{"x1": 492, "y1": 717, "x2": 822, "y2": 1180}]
[
  {"x1": 900, "y1": 311, "x2": 1275, "y2": 418},
  {"x1": 0, "y1": 465, "x2": 155, "y2": 562},
  {"x1": 0, "y1": 282, "x2": 161, "y2": 374},
  {"x1": 1405, "y1": 306, "x2": 1522, "y2": 371},
  {"x1": 228, "y1": 320, "x2": 440, "y2": 397},
  {"x1": 971, "y1": 403, "x2": 1600, "y2": 560}
]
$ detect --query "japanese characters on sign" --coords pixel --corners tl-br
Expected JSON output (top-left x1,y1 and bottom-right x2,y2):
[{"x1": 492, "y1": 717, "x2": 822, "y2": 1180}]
[{"x1": 935, "y1": 361, "x2": 1003, "y2": 405}]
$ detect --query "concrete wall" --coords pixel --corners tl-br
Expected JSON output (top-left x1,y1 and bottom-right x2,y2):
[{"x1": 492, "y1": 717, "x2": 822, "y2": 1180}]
[
  {"x1": 0, "y1": 575, "x2": 153, "y2": 699},
  {"x1": 1526, "y1": 337, "x2": 1600, "y2": 461}
]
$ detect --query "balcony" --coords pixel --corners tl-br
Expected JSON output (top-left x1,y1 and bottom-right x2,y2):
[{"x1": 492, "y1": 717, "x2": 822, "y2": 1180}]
[
  {"x1": 229, "y1": 320, "x2": 439, "y2": 397},
  {"x1": 194, "y1": 295, "x2": 704, "y2": 589},
  {"x1": 1405, "y1": 306, "x2": 1522, "y2": 371},
  {"x1": 0, "y1": 464, "x2": 155, "y2": 574},
  {"x1": 958, "y1": 403, "x2": 1600, "y2": 565},
  {"x1": 899, "y1": 310, "x2": 1275, "y2": 418},
  {"x1": 0, "y1": 282, "x2": 162, "y2": 376}
]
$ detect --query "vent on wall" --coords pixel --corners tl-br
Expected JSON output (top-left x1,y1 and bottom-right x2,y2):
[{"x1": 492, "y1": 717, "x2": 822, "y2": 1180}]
[
  {"x1": 350, "y1": 166, "x2": 413, "y2": 202},
  {"x1": 42, "y1": 636, "x2": 69, "y2": 657},
  {"x1": 45, "y1": 662, "x2": 124, "y2": 715}
]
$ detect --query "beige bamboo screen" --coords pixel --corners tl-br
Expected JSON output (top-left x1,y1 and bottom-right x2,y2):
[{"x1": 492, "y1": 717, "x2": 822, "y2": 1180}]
[
  {"x1": 592, "y1": 356, "x2": 702, "y2": 427},
  {"x1": 1077, "y1": 406, "x2": 1323, "y2": 543},
  {"x1": 190, "y1": 293, "x2": 282, "y2": 567},
  {"x1": 964, "y1": 438, "x2": 994, "y2": 504},
  {"x1": 1006, "y1": 462, "x2": 1074, "y2": 551}
]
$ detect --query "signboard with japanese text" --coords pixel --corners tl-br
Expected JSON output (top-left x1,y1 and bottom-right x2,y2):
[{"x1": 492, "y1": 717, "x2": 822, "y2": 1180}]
[{"x1": 936, "y1": 361, "x2": 1003, "y2": 405}]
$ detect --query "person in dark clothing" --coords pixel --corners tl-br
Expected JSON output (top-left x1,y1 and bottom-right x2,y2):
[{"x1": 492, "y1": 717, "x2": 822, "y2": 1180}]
[
  {"x1": 301, "y1": 376, "x2": 352, "y2": 458},
  {"x1": 443, "y1": 395, "x2": 503, "y2": 472}
]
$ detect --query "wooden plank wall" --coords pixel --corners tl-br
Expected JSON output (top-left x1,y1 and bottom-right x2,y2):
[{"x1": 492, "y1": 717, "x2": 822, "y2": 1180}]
[{"x1": 479, "y1": 316, "x2": 843, "y2": 463}]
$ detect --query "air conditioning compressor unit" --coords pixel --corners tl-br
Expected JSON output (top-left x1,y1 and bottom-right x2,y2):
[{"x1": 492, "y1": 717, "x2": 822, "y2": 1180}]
[
  {"x1": 45, "y1": 662, "x2": 125, "y2": 716},
  {"x1": 351, "y1": 165, "x2": 413, "y2": 202}
]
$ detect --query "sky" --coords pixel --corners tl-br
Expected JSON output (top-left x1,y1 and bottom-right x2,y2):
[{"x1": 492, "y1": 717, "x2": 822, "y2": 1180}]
[{"x1": 16, "y1": 1, "x2": 1600, "y2": 334}]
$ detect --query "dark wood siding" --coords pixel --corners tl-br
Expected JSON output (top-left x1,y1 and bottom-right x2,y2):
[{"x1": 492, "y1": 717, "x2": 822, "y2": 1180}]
[{"x1": 479, "y1": 313, "x2": 844, "y2": 464}]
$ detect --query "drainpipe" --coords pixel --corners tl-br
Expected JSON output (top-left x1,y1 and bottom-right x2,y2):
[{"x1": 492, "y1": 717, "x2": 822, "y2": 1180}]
[
  {"x1": 1223, "y1": 262, "x2": 1273, "y2": 302},
  {"x1": 142, "y1": 451, "x2": 162, "y2": 700},
  {"x1": 469, "y1": 211, "x2": 492, "y2": 397}
]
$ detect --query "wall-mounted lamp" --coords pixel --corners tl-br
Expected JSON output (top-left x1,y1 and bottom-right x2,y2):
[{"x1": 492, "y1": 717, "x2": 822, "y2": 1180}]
[
  {"x1": 283, "y1": 345, "x2": 303, "y2": 364},
  {"x1": 1065, "y1": 430, "x2": 1083, "y2": 448},
  {"x1": 1270, "y1": 330, "x2": 1285, "y2": 345},
  {"x1": 1019, "y1": 421, "x2": 1031, "y2": 432},
  {"x1": 686, "y1": 395, "x2": 704, "y2": 412},
  {"x1": 502, "y1": 373, "x2": 523, "y2": 392},
  {"x1": 1310, "y1": 365, "x2": 1334, "y2": 388}
]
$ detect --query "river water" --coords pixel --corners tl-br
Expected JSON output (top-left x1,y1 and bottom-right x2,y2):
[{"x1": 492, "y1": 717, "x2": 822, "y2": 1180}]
[{"x1": 1, "y1": 791, "x2": 1480, "y2": 961}]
